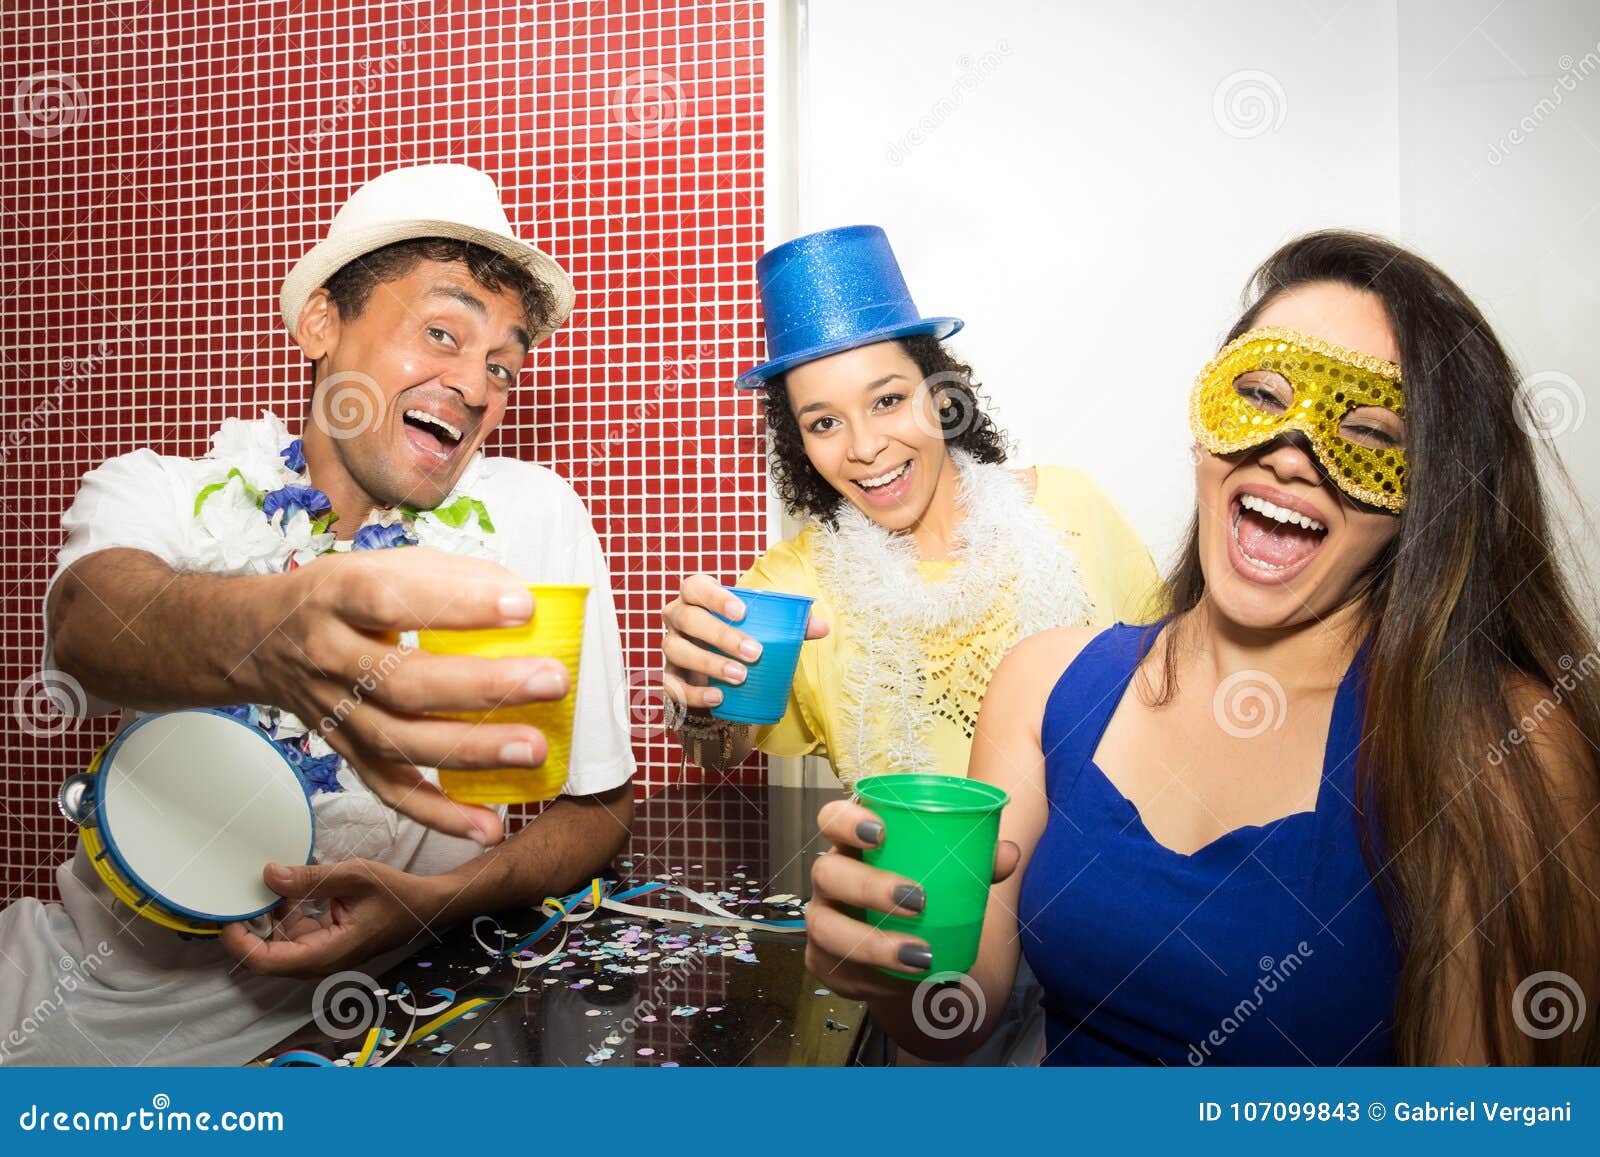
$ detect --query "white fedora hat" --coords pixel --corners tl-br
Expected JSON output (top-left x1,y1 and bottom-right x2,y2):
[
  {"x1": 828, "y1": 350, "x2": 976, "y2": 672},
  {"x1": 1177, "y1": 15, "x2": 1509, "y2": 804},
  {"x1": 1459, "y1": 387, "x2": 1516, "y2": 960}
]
[{"x1": 278, "y1": 163, "x2": 576, "y2": 346}]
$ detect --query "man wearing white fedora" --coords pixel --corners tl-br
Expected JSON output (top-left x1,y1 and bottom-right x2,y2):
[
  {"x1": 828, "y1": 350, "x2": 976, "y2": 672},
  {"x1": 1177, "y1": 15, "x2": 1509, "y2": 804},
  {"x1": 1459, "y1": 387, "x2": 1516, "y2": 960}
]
[{"x1": 0, "y1": 164, "x2": 637, "y2": 1065}]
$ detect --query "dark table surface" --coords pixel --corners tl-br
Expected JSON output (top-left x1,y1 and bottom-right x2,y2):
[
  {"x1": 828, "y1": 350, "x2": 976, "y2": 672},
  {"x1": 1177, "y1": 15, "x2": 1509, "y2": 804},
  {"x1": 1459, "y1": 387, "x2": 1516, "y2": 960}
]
[{"x1": 253, "y1": 783, "x2": 867, "y2": 1067}]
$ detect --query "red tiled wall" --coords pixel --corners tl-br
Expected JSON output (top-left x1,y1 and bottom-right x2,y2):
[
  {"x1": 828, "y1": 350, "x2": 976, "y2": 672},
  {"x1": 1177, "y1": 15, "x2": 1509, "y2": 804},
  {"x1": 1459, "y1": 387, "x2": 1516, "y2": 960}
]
[{"x1": 0, "y1": 0, "x2": 768, "y2": 906}]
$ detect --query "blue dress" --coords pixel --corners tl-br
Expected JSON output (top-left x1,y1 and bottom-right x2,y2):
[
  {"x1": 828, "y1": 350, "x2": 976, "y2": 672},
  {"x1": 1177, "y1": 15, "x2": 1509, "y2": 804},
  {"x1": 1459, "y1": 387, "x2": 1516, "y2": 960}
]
[{"x1": 1017, "y1": 622, "x2": 1400, "y2": 1065}]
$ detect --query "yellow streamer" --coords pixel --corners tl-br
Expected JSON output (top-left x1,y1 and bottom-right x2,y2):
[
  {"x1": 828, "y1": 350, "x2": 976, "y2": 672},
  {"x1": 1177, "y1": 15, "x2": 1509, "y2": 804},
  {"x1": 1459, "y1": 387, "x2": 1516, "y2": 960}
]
[
  {"x1": 354, "y1": 1026, "x2": 383, "y2": 1067},
  {"x1": 404, "y1": 997, "x2": 493, "y2": 1046}
]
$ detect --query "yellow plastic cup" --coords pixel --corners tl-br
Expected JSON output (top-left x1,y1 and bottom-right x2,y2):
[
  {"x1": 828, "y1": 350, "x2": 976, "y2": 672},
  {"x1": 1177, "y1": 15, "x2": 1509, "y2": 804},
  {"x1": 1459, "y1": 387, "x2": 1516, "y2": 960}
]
[{"x1": 415, "y1": 583, "x2": 589, "y2": 805}]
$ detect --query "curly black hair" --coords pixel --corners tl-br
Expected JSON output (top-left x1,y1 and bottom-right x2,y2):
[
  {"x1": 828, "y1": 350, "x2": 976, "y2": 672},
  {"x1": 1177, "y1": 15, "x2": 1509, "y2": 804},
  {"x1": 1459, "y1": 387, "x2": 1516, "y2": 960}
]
[
  {"x1": 324, "y1": 236, "x2": 557, "y2": 336},
  {"x1": 760, "y1": 333, "x2": 1009, "y2": 525},
  {"x1": 310, "y1": 237, "x2": 558, "y2": 386}
]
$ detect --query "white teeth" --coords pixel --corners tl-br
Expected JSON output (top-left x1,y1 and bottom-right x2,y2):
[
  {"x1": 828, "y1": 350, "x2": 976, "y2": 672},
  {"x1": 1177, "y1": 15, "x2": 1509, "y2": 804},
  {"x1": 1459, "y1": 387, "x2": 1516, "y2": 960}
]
[
  {"x1": 405, "y1": 409, "x2": 462, "y2": 443},
  {"x1": 857, "y1": 462, "x2": 910, "y2": 490},
  {"x1": 1238, "y1": 493, "x2": 1325, "y2": 533}
]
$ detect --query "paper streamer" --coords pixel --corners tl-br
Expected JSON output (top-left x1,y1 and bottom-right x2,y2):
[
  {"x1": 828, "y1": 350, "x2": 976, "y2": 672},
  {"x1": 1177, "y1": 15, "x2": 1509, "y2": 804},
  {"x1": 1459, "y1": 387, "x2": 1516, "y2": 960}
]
[{"x1": 263, "y1": 876, "x2": 808, "y2": 1068}]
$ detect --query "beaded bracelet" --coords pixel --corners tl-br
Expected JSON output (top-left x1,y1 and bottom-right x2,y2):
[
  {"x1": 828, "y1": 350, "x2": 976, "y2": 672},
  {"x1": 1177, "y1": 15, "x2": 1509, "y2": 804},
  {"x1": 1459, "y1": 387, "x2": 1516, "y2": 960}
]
[{"x1": 669, "y1": 701, "x2": 741, "y2": 773}]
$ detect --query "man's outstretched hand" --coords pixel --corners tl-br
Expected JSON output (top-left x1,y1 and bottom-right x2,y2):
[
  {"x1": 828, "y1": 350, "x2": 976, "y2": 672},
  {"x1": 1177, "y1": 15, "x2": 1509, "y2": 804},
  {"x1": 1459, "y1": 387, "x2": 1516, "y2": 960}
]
[{"x1": 246, "y1": 547, "x2": 572, "y2": 845}]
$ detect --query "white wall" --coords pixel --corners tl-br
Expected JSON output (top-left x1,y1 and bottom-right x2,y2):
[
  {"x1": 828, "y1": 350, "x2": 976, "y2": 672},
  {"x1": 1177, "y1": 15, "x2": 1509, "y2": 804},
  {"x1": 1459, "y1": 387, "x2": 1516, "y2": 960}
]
[
  {"x1": 789, "y1": 0, "x2": 1598, "y2": 575},
  {"x1": 1396, "y1": 0, "x2": 1600, "y2": 582}
]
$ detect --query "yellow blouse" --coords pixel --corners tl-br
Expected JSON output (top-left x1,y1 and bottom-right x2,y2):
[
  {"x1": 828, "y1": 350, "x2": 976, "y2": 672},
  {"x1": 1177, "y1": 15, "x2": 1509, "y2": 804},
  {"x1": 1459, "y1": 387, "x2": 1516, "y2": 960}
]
[{"x1": 737, "y1": 465, "x2": 1162, "y2": 783}]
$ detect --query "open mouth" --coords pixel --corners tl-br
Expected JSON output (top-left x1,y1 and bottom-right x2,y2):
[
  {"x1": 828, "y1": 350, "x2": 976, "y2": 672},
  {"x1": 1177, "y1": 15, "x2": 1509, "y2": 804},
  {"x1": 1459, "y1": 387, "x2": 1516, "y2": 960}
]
[
  {"x1": 1229, "y1": 491, "x2": 1329, "y2": 582},
  {"x1": 850, "y1": 459, "x2": 914, "y2": 507},
  {"x1": 401, "y1": 407, "x2": 466, "y2": 465}
]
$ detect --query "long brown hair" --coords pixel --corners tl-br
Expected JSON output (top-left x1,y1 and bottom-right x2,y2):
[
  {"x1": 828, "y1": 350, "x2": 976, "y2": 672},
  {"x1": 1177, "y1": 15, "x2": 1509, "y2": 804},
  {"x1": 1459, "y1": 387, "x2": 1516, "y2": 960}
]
[{"x1": 1159, "y1": 230, "x2": 1600, "y2": 1064}]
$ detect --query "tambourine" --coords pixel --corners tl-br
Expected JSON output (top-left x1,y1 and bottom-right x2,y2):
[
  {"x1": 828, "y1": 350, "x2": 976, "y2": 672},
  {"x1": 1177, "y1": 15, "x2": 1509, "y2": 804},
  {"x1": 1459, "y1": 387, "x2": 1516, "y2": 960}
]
[{"x1": 57, "y1": 708, "x2": 316, "y2": 937}]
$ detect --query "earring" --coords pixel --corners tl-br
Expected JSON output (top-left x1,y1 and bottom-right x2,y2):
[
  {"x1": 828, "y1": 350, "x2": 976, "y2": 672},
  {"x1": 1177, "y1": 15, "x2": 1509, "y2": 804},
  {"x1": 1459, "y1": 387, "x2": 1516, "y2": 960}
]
[{"x1": 939, "y1": 395, "x2": 953, "y2": 411}]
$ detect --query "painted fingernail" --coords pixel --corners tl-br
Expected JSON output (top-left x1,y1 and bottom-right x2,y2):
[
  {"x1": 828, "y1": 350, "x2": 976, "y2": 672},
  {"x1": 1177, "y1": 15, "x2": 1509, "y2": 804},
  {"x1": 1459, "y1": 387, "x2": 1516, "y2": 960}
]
[
  {"x1": 897, "y1": 943, "x2": 933, "y2": 972},
  {"x1": 499, "y1": 589, "x2": 533, "y2": 622},
  {"x1": 855, "y1": 820, "x2": 884, "y2": 846},
  {"x1": 892, "y1": 884, "x2": 925, "y2": 914},
  {"x1": 723, "y1": 662, "x2": 745, "y2": 683},
  {"x1": 738, "y1": 639, "x2": 762, "y2": 661},
  {"x1": 498, "y1": 741, "x2": 536, "y2": 765},
  {"x1": 704, "y1": 688, "x2": 723, "y2": 706}
]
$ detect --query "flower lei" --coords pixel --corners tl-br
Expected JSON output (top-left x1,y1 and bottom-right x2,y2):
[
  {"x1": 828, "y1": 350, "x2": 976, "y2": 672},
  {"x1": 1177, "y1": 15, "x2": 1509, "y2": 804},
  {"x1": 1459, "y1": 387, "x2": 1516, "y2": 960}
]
[{"x1": 191, "y1": 410, "x2": 499, "y2": 798}]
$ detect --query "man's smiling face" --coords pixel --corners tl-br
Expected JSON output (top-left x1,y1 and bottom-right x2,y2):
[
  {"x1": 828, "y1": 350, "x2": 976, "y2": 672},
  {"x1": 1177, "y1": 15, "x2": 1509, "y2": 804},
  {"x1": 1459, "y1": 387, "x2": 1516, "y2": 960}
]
[{"x1": 296, "y1": 255, "x2": 536, "y2": 514}]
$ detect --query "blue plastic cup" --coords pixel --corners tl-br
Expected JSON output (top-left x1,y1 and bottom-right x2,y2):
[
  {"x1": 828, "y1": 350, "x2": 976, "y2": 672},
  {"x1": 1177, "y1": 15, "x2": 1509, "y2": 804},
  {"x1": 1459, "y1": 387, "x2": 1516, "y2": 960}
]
[{"x1": 706, "y1": 586, "x2": 814, "y2": 726}]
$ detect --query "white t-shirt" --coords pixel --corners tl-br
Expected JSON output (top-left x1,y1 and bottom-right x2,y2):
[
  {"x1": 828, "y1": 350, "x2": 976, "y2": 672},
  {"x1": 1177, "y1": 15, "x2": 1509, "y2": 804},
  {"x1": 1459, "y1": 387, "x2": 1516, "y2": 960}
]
[{"x1": 0, "y1": 445, "x2": 635, "y2": 1066}]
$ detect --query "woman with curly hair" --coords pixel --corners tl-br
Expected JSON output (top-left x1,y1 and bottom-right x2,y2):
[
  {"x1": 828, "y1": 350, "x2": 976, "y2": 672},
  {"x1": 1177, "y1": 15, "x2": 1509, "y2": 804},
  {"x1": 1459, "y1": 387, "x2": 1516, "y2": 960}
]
[{"x1": 660, "y1": 225, "x2": 1161, "y2": 796}]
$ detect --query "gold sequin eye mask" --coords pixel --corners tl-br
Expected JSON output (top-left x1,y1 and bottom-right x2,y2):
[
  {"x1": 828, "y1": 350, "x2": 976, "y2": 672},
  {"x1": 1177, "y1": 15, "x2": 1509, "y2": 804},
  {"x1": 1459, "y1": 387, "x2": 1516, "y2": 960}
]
[{"x1": 1189, "y1": 325, "x2": 1407, "y2": 512}]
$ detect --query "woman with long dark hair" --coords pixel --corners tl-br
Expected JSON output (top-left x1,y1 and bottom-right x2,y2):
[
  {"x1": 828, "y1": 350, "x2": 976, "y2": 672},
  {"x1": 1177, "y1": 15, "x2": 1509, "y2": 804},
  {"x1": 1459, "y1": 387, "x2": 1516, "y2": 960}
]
[{"x1": 804, "y1": 229, "x2": 1600, "y2": 1065}]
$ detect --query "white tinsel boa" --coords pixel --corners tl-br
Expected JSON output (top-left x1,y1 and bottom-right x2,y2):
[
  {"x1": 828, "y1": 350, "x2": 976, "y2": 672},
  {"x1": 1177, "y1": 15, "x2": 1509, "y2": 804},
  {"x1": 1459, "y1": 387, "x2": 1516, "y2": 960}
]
[{"x1": 810, "y1": 449, "x2": 1093, "y2": 783}]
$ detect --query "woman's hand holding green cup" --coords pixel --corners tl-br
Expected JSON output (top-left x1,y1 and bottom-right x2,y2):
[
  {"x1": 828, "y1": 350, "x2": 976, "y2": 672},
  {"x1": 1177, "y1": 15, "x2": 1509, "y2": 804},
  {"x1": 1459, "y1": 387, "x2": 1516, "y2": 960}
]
[{"x1": 805, "y1": 784, "x2": 1019, "y2": 997}]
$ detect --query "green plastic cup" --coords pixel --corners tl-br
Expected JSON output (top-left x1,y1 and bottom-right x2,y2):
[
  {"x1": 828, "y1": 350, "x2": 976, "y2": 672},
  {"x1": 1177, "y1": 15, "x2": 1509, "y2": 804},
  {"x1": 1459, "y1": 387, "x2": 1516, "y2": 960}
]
[{"x1": 852, "y1": 773, "x2": 1010, "y2": 980}]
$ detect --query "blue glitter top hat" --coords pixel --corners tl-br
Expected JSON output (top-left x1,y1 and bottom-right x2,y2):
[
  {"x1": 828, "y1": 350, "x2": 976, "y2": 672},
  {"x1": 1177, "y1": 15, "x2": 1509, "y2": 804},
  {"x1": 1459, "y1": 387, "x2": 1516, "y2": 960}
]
[{"x1": 735, "y1": 225, "x2": 963, "y2": 389}]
